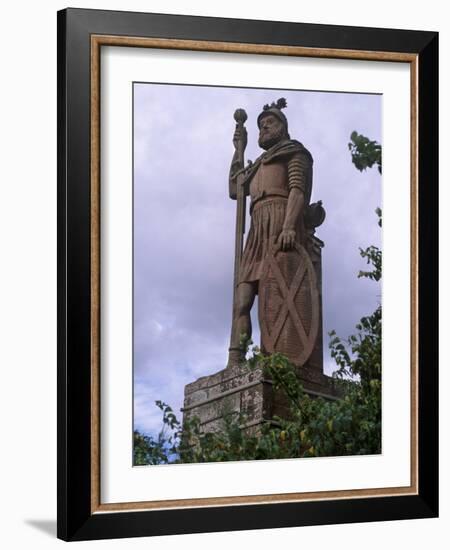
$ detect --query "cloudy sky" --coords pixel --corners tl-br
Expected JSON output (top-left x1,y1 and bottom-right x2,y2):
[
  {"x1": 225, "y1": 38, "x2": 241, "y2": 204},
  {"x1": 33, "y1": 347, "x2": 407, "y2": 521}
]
[{"x1": 133, "y1": 82, "x2": 382, "y2": 438}]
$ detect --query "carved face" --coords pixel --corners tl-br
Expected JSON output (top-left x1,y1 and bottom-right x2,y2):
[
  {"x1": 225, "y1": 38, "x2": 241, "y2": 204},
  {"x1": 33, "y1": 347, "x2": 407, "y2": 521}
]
[{"x1": 258, "y1": 114, "x2": 286, "y2": 150}]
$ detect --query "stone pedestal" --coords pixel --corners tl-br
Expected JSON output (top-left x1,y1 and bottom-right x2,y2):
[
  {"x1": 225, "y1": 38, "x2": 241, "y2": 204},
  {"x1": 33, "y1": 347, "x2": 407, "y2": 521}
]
[
  {"x1": 183, "y1": 363, "x2": 271, "y2": 434},
  {"x1": 182, "y1": 362, "x2": 340, "y2": 435}
]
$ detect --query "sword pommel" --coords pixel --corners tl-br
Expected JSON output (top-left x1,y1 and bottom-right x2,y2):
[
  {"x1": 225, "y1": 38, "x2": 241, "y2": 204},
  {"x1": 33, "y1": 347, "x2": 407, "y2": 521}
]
[{"x1": 233, "y1": 108, "x2": 247, "y2": 125}]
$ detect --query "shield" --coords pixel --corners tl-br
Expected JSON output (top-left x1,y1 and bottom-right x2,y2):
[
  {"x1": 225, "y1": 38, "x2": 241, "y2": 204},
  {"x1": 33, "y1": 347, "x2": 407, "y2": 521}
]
[{"x1": 258, "y1": 241, "x2": 319, "y2": 366}]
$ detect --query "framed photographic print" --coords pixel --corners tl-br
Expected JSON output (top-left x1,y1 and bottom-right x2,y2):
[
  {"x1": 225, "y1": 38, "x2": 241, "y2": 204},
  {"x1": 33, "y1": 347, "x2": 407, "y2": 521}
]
[{"x1": 57, "y1": 8, "x2": 438, "y2": 541}]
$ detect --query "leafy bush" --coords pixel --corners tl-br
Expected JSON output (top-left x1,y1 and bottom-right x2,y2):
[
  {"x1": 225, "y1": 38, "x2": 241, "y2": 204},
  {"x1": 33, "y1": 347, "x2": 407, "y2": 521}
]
[{"x1": 348, "y1": 131, "x2": 382, "y2": 174}]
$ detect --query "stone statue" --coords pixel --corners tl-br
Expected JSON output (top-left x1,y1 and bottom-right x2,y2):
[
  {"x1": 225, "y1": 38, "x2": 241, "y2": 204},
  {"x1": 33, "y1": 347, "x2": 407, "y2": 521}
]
[
  {"x1": 227, "y1": 99, "x2": 325, "y2": 368},
  {"x1": 183, "y1": 99, "x2": 331, "y2": 435}
]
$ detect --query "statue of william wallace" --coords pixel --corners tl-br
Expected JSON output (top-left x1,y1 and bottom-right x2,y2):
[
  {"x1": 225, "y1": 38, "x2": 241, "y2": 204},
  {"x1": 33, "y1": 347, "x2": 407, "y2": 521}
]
[{"x1": 228, "y1": 99, "x2": 325, "y2": 368}]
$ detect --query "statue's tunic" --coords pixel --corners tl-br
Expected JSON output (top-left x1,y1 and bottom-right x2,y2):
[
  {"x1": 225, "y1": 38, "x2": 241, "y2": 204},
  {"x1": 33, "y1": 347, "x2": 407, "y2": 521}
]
[{"x1": 238, "y1": 139, "x2": 313, "y2": 287}]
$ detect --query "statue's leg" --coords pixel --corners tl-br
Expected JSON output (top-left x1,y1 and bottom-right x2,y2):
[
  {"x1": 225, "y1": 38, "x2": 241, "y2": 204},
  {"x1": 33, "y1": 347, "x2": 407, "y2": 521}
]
[
  {"x1": 236, "y1": 282, "x2": 256, "y2": 343},
  {"x1": 228, "y1": 281, "x2": 257, "y2": 366}
]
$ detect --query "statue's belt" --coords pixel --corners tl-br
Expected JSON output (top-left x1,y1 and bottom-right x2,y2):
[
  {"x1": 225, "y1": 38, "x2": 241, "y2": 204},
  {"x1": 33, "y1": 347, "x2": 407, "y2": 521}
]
[
  {"x1": 249, "y1": 192, "x2": 288, "y2": 213},
  {"x1": 249, "y1": 194, "x2": 326, "y2": 230}
]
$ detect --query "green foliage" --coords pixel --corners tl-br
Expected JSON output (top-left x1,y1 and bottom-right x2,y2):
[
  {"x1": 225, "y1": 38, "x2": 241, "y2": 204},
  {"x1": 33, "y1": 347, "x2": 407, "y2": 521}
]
[
  {"x1": 133, "y1": 401, "x2": 181, "y2": 465},
  {"x1": 358, "y1": 244, "x2": 381, "y2": 282},
  {"x1": 349, "y1": 131, "x2": 382, "y2": 174},
  {"x1": 133, "y1": 430, "x2": 165, "y2": 466}
]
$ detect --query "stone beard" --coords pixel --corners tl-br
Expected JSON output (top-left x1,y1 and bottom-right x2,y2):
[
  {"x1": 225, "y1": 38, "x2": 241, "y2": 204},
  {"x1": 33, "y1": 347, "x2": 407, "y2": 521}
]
[{"x1": 228, "y1": 103, "x2": 318, "y2": 368}]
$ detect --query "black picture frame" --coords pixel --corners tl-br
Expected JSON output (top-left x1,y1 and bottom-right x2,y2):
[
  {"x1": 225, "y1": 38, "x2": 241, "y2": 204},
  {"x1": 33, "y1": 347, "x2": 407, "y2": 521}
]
[{"x1": 57, "y1": 7, "x2": 438, "y2": 541}]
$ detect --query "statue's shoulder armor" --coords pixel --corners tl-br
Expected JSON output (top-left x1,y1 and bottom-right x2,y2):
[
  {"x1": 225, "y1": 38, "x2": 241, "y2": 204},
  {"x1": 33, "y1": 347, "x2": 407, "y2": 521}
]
[
  {"x1": 263, "y1": 139, "x2": 313, "y2": 165},
  {"x1": 284, "y1": 140, "x2": 313, "y2": 163},
  {"x1": 243, "y1": 140, "x2": 313, "y2": 189}
]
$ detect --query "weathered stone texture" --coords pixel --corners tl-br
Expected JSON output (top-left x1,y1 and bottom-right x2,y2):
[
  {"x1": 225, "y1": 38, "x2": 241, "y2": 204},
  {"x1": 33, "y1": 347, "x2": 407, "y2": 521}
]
[
  {"x1": 183, "y1": 364, "x2": 271, "y2": 434},
  {"x1": 182, "y1": 362, "x2": 340, "y2": 435}
]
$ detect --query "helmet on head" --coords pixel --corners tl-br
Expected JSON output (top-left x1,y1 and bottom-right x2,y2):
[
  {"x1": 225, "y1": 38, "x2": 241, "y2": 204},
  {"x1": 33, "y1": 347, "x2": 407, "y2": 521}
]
[{"x1": 257, "y1": 98, "x2": 289, "y2": 133}]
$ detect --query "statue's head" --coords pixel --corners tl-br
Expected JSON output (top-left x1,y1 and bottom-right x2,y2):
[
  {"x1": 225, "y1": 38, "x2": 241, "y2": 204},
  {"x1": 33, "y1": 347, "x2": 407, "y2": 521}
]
[{"x1": 257, "y1": 98, "x2": 290, "y2": 150}]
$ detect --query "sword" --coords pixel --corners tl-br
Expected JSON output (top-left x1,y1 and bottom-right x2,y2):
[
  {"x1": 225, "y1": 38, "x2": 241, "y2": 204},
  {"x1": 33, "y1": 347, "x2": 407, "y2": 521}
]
[
  {"x1": 228, "y1": 108, "x2": 248, "y2": 363},
  {"x1": 232, "y1": 108, "x2": 248, "y2": 292}
]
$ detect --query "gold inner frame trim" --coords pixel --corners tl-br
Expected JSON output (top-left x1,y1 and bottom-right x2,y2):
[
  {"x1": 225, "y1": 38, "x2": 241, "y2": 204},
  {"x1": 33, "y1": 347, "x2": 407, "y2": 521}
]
[{"x1": 90, "y1": 34, "x2": 419, "y2": 514}]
